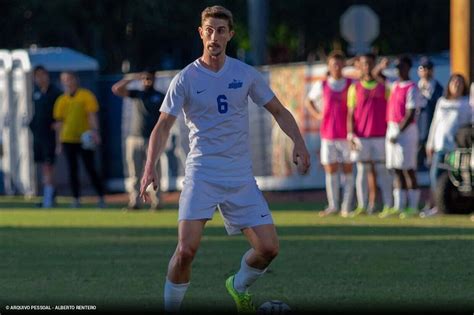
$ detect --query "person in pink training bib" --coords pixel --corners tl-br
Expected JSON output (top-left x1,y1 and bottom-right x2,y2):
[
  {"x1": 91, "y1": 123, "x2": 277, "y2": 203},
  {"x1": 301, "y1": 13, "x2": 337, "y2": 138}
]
[
  {"x1": 347, "y1": 53, "x2": 393, "y2": 216},
  {"x1": 306, "y1": 51, "x2": 354, "y2": 217},
  {"x1": 381, "y1": 55, "x2": 422, "y2": 218}
]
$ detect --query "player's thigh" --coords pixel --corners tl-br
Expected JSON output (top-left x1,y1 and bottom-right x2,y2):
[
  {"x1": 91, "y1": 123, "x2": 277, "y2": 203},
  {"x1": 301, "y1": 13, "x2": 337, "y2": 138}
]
[
  {"x1": 399, "y1": 125, "x2": 418, "y2": 170},
  {"x1": 176, "y1": 219, "x2": 207, "y2": 253},
  {"x1": 370, "y1": 137, "x2": 386, "y2": 162},
  {"x1": 321, "y1": 139, "x2": 337, "y2": 166},
  {"x1": 351, "y1": 138, "x2": 371, "y2": 163},
  {"x1": 336, "y1": 140, "x2": 352, "y2": 164},
  {"x1": 178, "y1": 178, "x2": 223, "y2": 221},
  {"x1": 219, "y1": 180, "x2": 273, "y2": 235}
]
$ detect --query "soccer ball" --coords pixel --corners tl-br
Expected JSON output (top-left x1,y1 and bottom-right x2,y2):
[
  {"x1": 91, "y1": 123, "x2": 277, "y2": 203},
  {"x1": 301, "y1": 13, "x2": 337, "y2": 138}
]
[
  {"x1": 80, "y1": 130, "x2": 96, "y2": 150},
  {"x1": 257, "y1": 300, "x2": 291, "y2": 315}
]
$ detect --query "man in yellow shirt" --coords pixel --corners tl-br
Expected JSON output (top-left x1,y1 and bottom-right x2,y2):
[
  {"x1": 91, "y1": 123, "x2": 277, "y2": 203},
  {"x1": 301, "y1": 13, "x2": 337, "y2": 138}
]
[{"x1": 54, "y1": 71, "x2": 105, "y2": 208}]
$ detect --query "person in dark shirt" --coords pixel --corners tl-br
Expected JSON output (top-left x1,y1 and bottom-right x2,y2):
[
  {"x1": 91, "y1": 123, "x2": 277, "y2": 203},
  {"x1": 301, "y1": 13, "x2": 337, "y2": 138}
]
[
  {"x1": 417, "y1": 57, "x2": 443, "y2": 171},
  {"x1": 29, "y1": 66, "x2": 62, "y2": 207},
  {"x1": 112, "y1": 69, "x2": 165, "y2": 210}
]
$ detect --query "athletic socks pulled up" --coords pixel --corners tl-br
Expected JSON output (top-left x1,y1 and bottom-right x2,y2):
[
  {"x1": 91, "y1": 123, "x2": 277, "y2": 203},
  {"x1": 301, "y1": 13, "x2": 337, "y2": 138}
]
[
  {"x1": 233, "y1": 250, "x2": 266, "y2": 293},
  {"x1": 325, "y1": 172, "x2": 340, "y2": 210},
  {"x1": 164, "y1": 278, "x2": 190, "y2": 313},
  {"x1": 393, "y1": 188, "x2": 407, "y2": 210}
]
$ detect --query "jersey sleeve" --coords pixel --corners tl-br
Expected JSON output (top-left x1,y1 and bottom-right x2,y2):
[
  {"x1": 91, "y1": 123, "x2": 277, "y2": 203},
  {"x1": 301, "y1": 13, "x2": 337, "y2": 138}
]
[
  {"x1": 307, "y1": 81, "x2": 323, "y2": 112},
  {"x1": 160, "y1": 72, "x2": 187, "y2": 117},
  {"x1": 53, "y1": 95, "x2": 65, "y2": 121},
  {"x1": 406, "y1": 85, "x2": 421, "y2": 110},
  {"x1": 84, "y1": 90, "x2": 99, "y2": 113},
  {"x1": 347, "y1": 84, "x2": 357, "y2": 109},
  {"x1": 248, "y1": 68, "x2": 275, "y2": 107}
]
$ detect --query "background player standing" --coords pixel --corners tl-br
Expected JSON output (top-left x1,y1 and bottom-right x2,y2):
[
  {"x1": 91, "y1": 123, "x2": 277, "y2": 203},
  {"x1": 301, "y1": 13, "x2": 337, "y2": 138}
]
[
  {"x1": 347, "y1": 53, "x2": 393, "y2": 215},
  {"x1": 380, "y1": 56, "x2": 422, "y2": 218},
  {"x1": 306, "y1": 51, "x2": 354, "y2": 217}
]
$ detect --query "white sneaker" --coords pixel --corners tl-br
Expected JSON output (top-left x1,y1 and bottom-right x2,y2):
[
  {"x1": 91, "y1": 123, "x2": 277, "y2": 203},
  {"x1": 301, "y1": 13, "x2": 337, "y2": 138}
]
[
  {"x1": 419, "y1": 207, "x2": 438, "y2": 218},
  {"x1": 340, "y1": 210, "x2": 350, "y2": 218},
  {"x1": 319, "y1": 207, "x2": 338, "y2": 217}
]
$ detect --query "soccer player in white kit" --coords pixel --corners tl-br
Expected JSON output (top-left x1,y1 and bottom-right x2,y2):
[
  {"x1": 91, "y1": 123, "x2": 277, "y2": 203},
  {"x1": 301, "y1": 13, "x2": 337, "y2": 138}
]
[{"x1": 139, "y1": 6, "x2": 310, "y2": 313}]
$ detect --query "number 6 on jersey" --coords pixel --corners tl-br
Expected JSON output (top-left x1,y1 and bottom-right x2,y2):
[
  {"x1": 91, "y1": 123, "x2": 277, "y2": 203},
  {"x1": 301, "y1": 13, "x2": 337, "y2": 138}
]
[{"x1": 217, "y1": 94, "x2": 228, "y2": 113}]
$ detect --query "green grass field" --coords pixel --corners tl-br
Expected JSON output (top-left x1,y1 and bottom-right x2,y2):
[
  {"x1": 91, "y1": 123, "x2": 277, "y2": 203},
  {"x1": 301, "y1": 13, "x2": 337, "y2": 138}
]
[{"x1": 1, "y1": 196, "x2": 473, "y2": 313}]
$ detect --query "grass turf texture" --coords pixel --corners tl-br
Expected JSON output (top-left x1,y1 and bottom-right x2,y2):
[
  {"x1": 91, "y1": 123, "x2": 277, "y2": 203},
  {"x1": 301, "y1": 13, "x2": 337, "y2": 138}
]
[{"x1": 1, "y1": 196, "x2": 473, "y2": 313}]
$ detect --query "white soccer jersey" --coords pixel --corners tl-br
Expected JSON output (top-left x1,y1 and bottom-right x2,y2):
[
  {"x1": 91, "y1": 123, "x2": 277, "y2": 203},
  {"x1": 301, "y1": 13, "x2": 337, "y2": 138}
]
[{"x1": 160, "y1": 56, "x2": 275, "y2": 182}]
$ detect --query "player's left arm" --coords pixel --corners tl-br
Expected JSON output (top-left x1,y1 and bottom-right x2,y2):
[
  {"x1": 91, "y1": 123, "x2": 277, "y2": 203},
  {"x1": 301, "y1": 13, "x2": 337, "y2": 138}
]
[
  {"x1": 86, "y1": 91, "x2": 101, "y2": 145},
  {"x1": 264, "y1": 97, "x2": 311, "y2": 174},
  {"x1": 398, "y1": 86, "x2": 418, "y2": 133}
]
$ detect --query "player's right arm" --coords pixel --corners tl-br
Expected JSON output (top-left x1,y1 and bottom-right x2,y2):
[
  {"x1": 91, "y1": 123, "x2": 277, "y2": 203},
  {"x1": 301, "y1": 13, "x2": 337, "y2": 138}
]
[
  {"x1": 111, "y1": 74, "x2": 139, "y2": 97},
  {"x1": 140, "y1": 113, "x2": 176, "y2": 201},
  {"x1": 53, "y1": 95, "x2": 65, "y2": 154},
  {"x1": 346, "y1": 83, "x2": 358, "y2": 150}
]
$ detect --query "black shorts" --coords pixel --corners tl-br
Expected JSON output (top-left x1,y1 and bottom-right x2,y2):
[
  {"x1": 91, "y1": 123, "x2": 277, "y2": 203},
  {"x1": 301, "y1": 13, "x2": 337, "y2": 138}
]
[{"x1": 33, "y1": 138, "x2": 56, "y2": 164}]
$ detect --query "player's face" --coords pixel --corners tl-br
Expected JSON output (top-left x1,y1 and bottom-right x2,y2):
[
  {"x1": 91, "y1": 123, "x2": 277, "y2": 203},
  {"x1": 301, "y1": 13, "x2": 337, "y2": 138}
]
[
  {"x1": 417, "y1": 66, "x2": 432, "y2": 80},
  {"x1": 359, "y1": 56, "x2": 374, "y2": 77},
  {"x1": 395, "y1": 62, "x2": 410, "y2": 79},
  {"x1": 60, "y1": 73, "x2": 78, "y2": 94},
  {"x1": 141, "y1": 73, "x2": 154, "y2": 89},
  {"x1": 199, "y1": 17, "x2": 234, "y2": 57},
  {"x1": 327, "y1": 58, "x2": 344, "y2": 79},
  {"x1": 34, "y1": 69, "x2": 49, "y2": 88}
]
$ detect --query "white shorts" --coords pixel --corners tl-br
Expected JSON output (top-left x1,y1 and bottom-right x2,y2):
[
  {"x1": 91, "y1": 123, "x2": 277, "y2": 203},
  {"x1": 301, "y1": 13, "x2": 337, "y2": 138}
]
[
  {"x1": 385, "y1": 123, "x2": 418, "y2": 170},
  {"x1": 178, "y1": 178, "x2": 273, "y2": 235},
  {"x1": 320, "y1": 139, "x2": 351, "y2": 165},
  {"x1": 351, "y1": 137, "x2": 386, "y2": 162}
]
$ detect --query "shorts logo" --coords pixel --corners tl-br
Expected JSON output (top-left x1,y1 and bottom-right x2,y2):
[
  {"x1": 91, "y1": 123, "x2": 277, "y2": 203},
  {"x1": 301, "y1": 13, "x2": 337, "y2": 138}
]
[
  {"x1": 260, "y1": 214, "x2": 270, "y2": 218},
  {"x1": 228, "y1": 79, "x2": 243, "y2": 89}
]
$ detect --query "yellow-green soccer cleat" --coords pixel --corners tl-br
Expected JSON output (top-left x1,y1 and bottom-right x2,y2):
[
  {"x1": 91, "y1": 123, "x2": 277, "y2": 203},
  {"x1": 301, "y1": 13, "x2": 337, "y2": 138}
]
[
  {"x1": 350, "y1": 207, "x2": 366, "y2": 217},
  {"x1": 378, "y1": 207, "x2": 400, "y2": 218},
  {"x1": 400, "y1": 207, "x2": 419, "y2": 219},
  {"x1": 225, "y1": 275, "x2": 256, "y2": 313}
]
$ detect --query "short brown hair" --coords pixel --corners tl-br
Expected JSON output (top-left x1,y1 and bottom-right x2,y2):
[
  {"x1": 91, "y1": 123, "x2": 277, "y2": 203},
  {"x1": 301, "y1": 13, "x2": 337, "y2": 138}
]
[
  {"x1": 327, "y1": 50, "x2": 345, "y2": 63},
  {"x1": 201, "y1": 6, "x2": 234, "y2": 31}
]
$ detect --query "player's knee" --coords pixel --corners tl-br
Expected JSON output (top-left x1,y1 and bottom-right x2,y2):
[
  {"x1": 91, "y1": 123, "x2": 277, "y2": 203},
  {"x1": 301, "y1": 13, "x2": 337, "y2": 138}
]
[
  {"x1": 260, "y1": 242, "x2": 279, "y2": 260},
  {"x1": 175, "y1": 244, "x2": 198, "y2": 265}
]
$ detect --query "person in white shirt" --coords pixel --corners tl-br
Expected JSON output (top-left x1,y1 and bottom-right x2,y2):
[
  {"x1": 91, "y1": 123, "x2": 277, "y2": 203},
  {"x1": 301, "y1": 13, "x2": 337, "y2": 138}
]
[
  {"x1": 139, "y1": 6, "x2": 310, "y2": 313},
  {"x1": 422, "y1": 74, "x2": 472, "y2": 216}
]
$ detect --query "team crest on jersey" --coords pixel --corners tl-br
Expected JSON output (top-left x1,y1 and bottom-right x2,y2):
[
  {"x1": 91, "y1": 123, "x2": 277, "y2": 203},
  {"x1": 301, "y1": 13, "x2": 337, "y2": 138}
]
[{"x1": 228, "y1": 79, "x2": 243, "y2": 89}]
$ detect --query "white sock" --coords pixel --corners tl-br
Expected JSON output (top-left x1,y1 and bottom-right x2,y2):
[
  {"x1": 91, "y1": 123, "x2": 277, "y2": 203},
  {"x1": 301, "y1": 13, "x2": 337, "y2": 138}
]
[
  {"x1": 407, "y1": 189, "x2": 420, "y2": 210},
  {"x1": 325, "y1": 172, "x2": 340, "y2": 210},
  {"x1": 341, "y1": 173, "x2": 354, "y2": 212},
  {"x1": 43, "y1": 185, "x2": 54, "y2": 208},
  {"x1": 375, "y1": 163, "x2": 393, "y2": 208},
  {"x1": 234, "y1": 250, "x2": 266, "y2": 293},
  {"x1": 393, "y1": 188, "x2": 407, "y2": 210},
  {"x1": 356, "y1": 163, "x2": 368, "y2": 209},
  {"x1": 164, "y1": 278, "x2": 189, "y2": 313}
]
